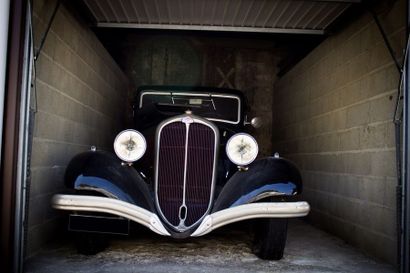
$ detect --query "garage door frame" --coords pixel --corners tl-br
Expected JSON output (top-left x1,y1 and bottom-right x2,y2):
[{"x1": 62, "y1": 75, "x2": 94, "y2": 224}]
[{"x1": 401, "y1": 1, "x2": 410, "y2": 270}]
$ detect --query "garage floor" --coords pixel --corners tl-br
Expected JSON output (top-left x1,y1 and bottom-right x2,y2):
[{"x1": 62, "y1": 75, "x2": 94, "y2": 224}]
[{"x1": 24, "y1": 220, "x2": 395, "y2": 273}]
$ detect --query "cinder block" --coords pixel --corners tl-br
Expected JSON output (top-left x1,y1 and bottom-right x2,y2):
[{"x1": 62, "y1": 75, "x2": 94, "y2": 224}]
[
  {"x1": 353, "y1": 226, "x2": 396, "y2": 265},
  {"x1": 389, "y1": 28, "x2": 406, "y2": 61},
  {"x1": 358, "y1": 203, "x2": 383, "y2": 231},
  {"x1": 384, "y1": 177, "x2": 398, "y2": 209},
  {"x1": 324, "y1": 173, "x2": 340, "y2": 194},
  {"x1": 334, "y1": 12, "x2": 372, "y2": 50},
  {"x1": 348, "y1": 51, "x2": 370, "y2": 82},
  {"x1": 316, "y1": 191, "x2": 330, "y2": 214},
  {"x1": 360, "y1": 23, "x2": 382, "y2": 52},
  {"x1": 368, "y1": 43, "x2": 393, "y2": 72},
  {"x1": 27, "y1": 197, "x2": 45, "y2": 228},
  {"x1": 361, "y1": 64, "x2": 399, "y2": 99},
  {"x1": 31, "y1": 138, "x2": 89, "y2": 169},
  {"x1": 369, "y1": 94, "x2": 397, "y2": 123},
  {"x1": 41, "y1": 29, "x2": 58, "y2": 60},
  {"x1": 336, "y1": 175, "x2": 361, "y2": 197},
  {"x1": 341, "y1": 78, "x2": 363, "y2": 106},
  {"x1": 52, "y1": 36, "x2": 71, "y2": 69},
  {"x1": 341, "y1": 33, "x2": 362, "y2": 64},
  {"x1": 30, "y1": 166, "x2": 65, "y2": 199},
  {"x1": 308, "y1": 76, "x2": 323, "y2": 101},
  {"x1": 344, "y1": 152, "x2": 371, "y2": 175},
  {"x1": 359, "y1": 124, "x2": 387, "y2": 149},
  {"x1": 323, "y1": 91, "x2": 341, "y2": 114},
  {"x1": 340, "y1": 197, "x2": 360, "y2": 223},
  {"x1": 381, "y1": 208, "x2": 397, "y2": 238},
  {"x1": 317, "y1": 133, "x2": 340, "y2": 152},
  {"x1": 346, "y1": 102, "x2": 370, "y2": 128},
  {"x1": 360, "y1": 177, "x2": 386, "y2": 205},
  {"x1": 332, "y1": 109, "x2": 347, "y2": 130},
  {"x1": 340, "y1": 128, "x2": 360, "y2": 151},
  {"x1": 34, "y1": 111, "x2": 75, "y2": 143},
  {"x1": 26, "y1": 217, "x2": 64, "y2": 258},
  {"x1": 370, "y1": 150, "x2": 396, "y2": 177},
  {"x1": 360, "y1": 203, "x2": 395, "y2": 238},
  {"x1": 309, "y1": 97, "x2": 325, "y2": 117}
]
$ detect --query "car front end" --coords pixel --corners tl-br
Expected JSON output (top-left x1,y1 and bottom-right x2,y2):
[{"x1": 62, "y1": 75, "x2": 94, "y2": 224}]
[{"x1": 51, "y1": 86, "x2": 310, "y2": 259}]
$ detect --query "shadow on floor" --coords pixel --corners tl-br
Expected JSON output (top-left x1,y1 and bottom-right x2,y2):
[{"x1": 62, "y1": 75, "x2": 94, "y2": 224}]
[{"x1": 24, "y1": 220, "x2": 396, "y2": 273}]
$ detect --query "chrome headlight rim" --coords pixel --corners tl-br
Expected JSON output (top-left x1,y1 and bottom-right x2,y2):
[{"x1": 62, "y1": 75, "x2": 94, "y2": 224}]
[
  {"x1": 226, "y1": 132, "x2": 258, "y2": 166},
  {"x1": 113, "y1": 129, "x2": 147, "y2": 163}
]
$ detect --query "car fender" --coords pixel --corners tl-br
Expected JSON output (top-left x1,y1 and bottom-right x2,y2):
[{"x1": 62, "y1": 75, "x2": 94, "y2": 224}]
[
  {"x1": 65, "y1": 150, "x2": 155, "y2": 212},
  {"x1": 212, "y1": 157, "x2": 302, "y2": 212}
]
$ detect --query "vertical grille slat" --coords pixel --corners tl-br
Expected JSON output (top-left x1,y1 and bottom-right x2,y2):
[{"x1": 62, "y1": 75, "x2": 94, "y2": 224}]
[{"x1": 155, "y1": 116, "x2": 217, "y2": 232}]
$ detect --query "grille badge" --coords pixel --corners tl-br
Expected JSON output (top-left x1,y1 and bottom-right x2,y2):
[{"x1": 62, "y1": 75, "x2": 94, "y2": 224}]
[{"x1": 182, "y1": 116, "x2": 194, "y2": 124}]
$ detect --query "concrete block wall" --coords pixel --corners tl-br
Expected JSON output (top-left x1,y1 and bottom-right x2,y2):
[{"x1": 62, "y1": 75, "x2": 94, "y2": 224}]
[
  {"x1": 273, "y1": 0, "x2": 405, "y2": 264},
  {"x1": 28, "y1": 0, "x2": 127, "y2": 256}
]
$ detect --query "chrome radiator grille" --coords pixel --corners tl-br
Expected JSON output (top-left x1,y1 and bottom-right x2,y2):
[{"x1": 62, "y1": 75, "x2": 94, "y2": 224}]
[{"x1": 155, "y1": 115, "x2": 218, "y2": 232}]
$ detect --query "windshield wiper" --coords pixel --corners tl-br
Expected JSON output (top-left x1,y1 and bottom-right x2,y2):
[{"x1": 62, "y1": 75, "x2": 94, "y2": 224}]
[{"x1": 209, "y1": 94, "x2": 216, "y2": 111}]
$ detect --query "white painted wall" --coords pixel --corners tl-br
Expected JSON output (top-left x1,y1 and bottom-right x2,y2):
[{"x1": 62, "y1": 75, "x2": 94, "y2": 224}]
[{"x1": 0, "y1": 0, "x2": 10, "y2": 168}]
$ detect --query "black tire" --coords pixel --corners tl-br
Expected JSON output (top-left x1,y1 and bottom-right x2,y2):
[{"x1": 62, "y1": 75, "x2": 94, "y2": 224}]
[
  {"x1": 74, "y1": 233, "x2": 109, "y2": 255},
  {"x1": 252, "y1": 218, "x2": 288, "y2": 260}
]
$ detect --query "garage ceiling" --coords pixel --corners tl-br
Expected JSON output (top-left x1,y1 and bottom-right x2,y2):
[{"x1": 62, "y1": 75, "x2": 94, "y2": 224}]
[{"x1": 82, "y1": 0, "x2": 361, "y2": 35}]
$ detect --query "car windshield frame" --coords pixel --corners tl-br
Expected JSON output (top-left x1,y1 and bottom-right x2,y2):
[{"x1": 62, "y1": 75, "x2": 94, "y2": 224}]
[{"x1": 138, "y1": 90, "x2": 242, "y2": 124}]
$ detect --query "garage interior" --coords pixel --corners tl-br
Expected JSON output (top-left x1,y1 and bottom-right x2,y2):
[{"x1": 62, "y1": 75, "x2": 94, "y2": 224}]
[{"x1": 16, "y1": 0, "x2": 408, "y2": 271}]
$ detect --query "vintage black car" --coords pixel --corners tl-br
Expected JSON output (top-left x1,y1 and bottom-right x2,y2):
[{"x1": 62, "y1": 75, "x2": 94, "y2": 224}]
[{"x1": 52, "y1": 86, "x2": 310, "y2": 260}]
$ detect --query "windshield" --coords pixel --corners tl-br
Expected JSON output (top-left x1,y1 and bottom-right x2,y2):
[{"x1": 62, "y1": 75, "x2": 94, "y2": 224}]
[{"x1": 139, "y1": 91, "x2": 241, "y2": 124}]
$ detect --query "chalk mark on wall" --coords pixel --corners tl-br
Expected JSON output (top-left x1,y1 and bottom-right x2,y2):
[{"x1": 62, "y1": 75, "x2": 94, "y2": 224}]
[{"x1": 216, "y1": 67, "x2": 235, "y2": 88}]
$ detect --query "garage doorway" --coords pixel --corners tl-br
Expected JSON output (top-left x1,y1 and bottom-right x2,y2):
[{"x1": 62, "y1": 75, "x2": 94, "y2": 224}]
[{"x1": 1, "y1": 0, "x2": 410, "y2": 272}]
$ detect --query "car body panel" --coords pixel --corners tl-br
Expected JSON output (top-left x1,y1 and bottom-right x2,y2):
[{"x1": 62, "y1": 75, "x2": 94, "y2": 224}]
[
  {"x1": 65, "y1": 150, "x2": 155, "y2": 212},
  {"x1": 212, "y1": 157, "x2": 302, "y2": 212}
]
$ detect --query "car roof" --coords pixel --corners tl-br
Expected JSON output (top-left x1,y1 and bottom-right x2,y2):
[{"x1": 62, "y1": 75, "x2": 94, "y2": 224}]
[{"x1": 136, "y1": 85, "x2": 245, "y2": 99}]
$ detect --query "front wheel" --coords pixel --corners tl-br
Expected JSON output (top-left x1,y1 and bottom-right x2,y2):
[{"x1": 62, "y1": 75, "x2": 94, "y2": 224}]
[
  {"x1": 73, "y1": 232, "x2": 109, "y2": 255},
  {"x1": 252, "y1": 218, "x2": 288, "y2": 260}
]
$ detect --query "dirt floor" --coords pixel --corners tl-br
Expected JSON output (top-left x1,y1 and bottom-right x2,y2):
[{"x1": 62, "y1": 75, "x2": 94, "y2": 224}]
[{"x1": 24, "y1": 220, "x2": 395, "y2": 273}]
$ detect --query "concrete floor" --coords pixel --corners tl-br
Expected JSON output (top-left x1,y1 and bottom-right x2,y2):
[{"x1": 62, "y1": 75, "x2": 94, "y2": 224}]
[{"x1": 24, "y1": 220, "x2": 396, "y2": 273}]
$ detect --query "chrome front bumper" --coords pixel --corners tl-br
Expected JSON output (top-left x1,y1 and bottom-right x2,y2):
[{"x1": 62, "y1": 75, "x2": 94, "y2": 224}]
[
  {"x1": 191, "y1": 201, "x2": 310, "y2": 236},
  {"x1": 52, "y1": 194, "x2": 310, "y2": 237}
]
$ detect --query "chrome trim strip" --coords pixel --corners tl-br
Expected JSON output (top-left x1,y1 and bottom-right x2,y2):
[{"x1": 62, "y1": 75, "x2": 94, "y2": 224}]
[
  {"x1": 154, "y1": 114, "x2": 219, "y2": 232},
  {"x1": 139, "y1": 90, "x2": 241, "y2": 124},
  {"x1": 51, "y1": 194, "x2": 170, "y2": 236},
  {"x1": 182, "y1": 122, "x2": 190, "y2": 206},
  {"x1": 191, "y1": 201, "x2": 310, "y2": 237},
  {"x1": 246, "y1": 191, "x2": 286, "y2": 204},
  {"x1": 139, "y1": 91, "x2": 171, "y2": 108},
  {"x1": 178, "y1": 120, "x2": 190, "y2": 228}
]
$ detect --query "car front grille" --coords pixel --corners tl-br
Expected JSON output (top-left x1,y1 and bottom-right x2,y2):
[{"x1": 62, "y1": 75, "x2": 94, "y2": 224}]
[{"x1": 155, "y1": 115, "x2": 218, "y2": 232}]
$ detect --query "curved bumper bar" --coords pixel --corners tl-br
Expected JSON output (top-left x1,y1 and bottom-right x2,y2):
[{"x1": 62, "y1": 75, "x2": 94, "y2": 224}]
[
  {"x1": 52, "y1": 194, "x2": 309, "y2": 238},
  {"x1": 191, "y1": 201, "x2": 310, "y2": 237},
  {"x1": 51, "y1": 194, "x2": 171, "y2": 236}
]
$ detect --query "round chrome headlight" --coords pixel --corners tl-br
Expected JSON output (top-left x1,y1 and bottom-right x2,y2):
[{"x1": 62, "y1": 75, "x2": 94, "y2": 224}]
[
  {"x1": 113, "y1": 129, "x2": 146, "y2": 163},
  {"x1": 226, "y1": 133, "x2": 258, "y2": 166}
]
